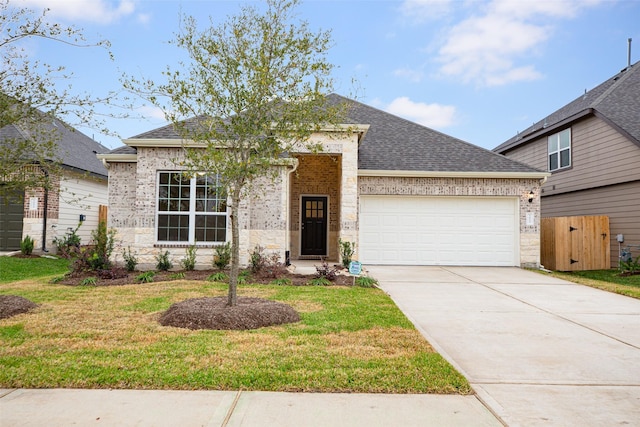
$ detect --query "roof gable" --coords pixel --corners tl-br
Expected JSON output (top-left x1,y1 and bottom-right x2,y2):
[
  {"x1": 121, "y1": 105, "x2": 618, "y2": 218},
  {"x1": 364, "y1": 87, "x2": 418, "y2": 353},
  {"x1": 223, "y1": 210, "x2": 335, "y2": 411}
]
[{"x1": 495, "y1": 61, "x2": 640, "y2": 153}]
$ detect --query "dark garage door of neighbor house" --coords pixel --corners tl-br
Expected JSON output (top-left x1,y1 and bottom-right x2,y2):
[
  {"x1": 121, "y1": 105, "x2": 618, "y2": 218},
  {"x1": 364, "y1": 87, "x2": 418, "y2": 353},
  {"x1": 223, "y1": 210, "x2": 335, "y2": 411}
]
[{"x1": 0, "y1": 191, "x2": 24, "y2": 251}]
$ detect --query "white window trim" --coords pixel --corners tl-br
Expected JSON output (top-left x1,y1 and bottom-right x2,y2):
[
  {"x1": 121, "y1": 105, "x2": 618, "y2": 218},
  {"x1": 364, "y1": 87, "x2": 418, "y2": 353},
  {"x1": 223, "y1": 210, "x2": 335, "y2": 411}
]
[
  {"x1": 156, "y1": 171, "x2": 228, "y2": 245},
  {"x1": 548, "y1": 128, "x2": 571, "y2": 172}
]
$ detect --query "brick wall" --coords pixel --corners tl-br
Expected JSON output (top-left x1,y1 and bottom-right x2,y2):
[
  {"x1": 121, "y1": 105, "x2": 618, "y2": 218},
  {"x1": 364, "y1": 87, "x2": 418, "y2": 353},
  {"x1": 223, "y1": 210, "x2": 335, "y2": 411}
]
[{"x1": 290, "y1": 155, "x2": 341, "y2": 260}]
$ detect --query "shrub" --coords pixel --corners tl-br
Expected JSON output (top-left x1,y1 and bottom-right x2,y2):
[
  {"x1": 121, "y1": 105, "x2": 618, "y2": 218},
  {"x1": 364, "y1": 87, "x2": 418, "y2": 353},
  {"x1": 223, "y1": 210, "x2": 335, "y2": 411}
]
[
  {"x1": 122, "y1": 246, "x2": 138, "y2": 272},
  {"x1": 96, "y1": 267, "x2": 128, "y2": 280},
  {"x1": 20, "y1": 235, "x2": 34, "y2": 255},
  {"x1": 136, "y1": 271, "x2": 155, "y2": 283},
  {"x1": 170, "y1": 272, "x2": 186, "y2": 280},
  {"x1": 181, "y1": 244, "x2": 197, "y2": 271},
  {"x1": 213, "y1": 242, "x2": 231, "y2": 270},
  {"x1": 207, "y1": 272, "x2": 228, "y2": 282},
  {"x1": 53, "y1": 223, "x2": 82, "y2": 258},
  {"x1": 620, "y1": 255, "x2": 640, "y2": 275},
  {"x1": 338, "y1": 238, "x2": 356, "y2": 269},
  {"x1": 270, "y1": 278, "x2": 292, "y2": 286},
  {"x1": 79, "y1": 277, "x2": 97, "y2": 286},
  {"x1": 249, "y1": 245, "x2": 267, "y2": 273},
  {"x1": 315, "y1": 259, "x2": 338, "y2": 281},
  {"x1": 87, "y1": 221, "x2": 115, "y2": 271},
  {"x1": 237, "y1": 269, "x2": 251, "y2": 285},
  {"x1": 355, "y1": 276, "x2": 378, "y2": 288},
  {"x1": 264, "y1": 252, "x2": 287, "y2": 279},
  {"x1": 155, "y1": 251, "x2": 173, "y2": 271},
  {"x1": 307, "y1": 277, "x2": 331, "y2": 286}
]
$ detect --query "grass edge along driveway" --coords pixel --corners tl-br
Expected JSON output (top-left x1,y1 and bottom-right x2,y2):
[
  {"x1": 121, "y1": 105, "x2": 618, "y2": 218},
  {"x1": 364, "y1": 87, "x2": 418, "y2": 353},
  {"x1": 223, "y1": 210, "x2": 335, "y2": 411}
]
[
  {"x1": 0, "y1": 261, "x2": 470, "y2": 394},
  {"x1": 536, "y1": 268, "x2": 640, "y2": 300}
]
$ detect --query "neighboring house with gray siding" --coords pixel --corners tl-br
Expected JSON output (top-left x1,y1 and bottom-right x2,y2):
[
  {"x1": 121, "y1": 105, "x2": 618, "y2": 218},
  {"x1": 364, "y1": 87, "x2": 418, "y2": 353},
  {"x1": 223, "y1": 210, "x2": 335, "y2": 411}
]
[
  {"x1": 0, "y1": 116, "x2": 109, "y2": 252},
  {"x1": 494, "y1": 61, "x2": 640, "y2": 267},
  {"x1": 99, "y1": 94, "x2": 547, "y2": 269}
]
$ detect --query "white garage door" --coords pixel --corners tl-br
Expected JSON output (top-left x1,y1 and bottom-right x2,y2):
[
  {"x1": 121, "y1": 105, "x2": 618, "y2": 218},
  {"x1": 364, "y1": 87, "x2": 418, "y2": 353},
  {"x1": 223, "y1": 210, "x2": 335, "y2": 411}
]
[{"x1": 359, "y1": 196, "x2": 518, "y2": 266}]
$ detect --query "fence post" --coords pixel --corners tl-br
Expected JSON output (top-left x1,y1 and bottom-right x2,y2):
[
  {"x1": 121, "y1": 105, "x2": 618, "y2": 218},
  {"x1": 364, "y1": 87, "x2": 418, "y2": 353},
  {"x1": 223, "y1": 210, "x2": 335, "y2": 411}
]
[{"x1": 98, "y1": 205, "x2": 108, "y2": 224}]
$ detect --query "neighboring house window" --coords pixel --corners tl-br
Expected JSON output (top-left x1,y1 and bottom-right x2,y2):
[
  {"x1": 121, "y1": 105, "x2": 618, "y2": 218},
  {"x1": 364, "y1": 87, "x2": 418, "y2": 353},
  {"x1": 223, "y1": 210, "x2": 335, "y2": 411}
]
[
  {"x1": 157, "y1": 172, "x2": 227, "y2": 243},
  {"x1": 548, "y1": 128, "x2": 571, "y2": 171}
]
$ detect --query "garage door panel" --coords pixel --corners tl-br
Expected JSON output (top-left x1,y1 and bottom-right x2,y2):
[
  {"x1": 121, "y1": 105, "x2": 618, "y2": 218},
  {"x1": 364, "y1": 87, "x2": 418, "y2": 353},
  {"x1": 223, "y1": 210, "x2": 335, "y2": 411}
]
[
  {"x1": 360, "y1": 196, "x2": 518, "y2": 266},
  {"x1": 0, "y1": 192, "x2": 25, "y2": 251}
]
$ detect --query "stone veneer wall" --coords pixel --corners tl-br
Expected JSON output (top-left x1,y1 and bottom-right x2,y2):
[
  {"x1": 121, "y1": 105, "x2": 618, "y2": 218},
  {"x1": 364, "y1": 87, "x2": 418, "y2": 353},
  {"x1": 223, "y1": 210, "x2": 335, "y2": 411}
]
[
  {"x1": 358, "y1": 176, "x2": 542, "y2": 268},
  {"x1": 107, "y1": 147, "x2": 290, "y2": 269},
  {"x1": 245, "y1": 167, "x2": 289, "y2": 264}
]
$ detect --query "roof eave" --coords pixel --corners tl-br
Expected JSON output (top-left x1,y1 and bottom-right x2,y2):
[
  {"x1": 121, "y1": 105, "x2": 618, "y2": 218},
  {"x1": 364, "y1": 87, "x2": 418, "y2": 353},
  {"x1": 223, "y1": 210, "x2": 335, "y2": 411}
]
[
  {"x1": 497, "y1": 109, "x2": 595, "y2": 154},
  {"x1": 358, "y1": 169, "x2": 550, "y2": 179},
  {"x1": 124, "y1": 124, "x2": 369, "y2": 148},
  {"x1": 122, "y1": 138, "x2": 200, "y2": 148},
  {"x1": 96, "y1": 153, "x2": 138, "y2": 164}
]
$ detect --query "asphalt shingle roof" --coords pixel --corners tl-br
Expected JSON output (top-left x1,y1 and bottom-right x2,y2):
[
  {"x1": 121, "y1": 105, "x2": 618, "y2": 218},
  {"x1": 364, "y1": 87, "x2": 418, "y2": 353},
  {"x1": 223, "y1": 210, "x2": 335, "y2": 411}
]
[
  {"x1": 332, "y1": 95, "x2": 540, "y2": 173},
  {"x1": 119, "y1": 94, "x2": 542, "y2": 174},
  {"x1": 494, "y1": 61, "x2": 640, "y2": 153},
  {"x1": 0, "y1": 117, "x2": 109, "y2": 177}
]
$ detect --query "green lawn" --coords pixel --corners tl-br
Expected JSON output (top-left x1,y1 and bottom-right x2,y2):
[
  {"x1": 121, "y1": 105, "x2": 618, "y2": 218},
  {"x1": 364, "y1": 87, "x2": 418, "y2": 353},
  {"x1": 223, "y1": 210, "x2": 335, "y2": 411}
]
[
  {"x1": 546, "y1": 269, "x2": 640, "y2": 299},
  {"x1": 0, "y1": 257, "x2": 470, "y2": 394},
  {"x1": 0, "y1": 256, "x2": 69, "y2": 284}
]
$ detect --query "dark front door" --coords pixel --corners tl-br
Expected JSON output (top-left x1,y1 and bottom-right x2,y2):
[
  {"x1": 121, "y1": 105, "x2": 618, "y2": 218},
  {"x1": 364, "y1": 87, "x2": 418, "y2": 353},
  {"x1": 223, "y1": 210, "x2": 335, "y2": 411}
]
[{"x1": 301, "y1": 196, "x2": 327, "y2": 256}]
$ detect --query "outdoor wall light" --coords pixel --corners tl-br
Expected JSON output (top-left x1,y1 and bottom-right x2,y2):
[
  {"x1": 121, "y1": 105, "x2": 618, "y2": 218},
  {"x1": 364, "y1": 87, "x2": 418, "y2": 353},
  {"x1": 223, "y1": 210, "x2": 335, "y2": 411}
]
[{"x1": 528, "y1": 190, "x2": 535, "y2": 203}]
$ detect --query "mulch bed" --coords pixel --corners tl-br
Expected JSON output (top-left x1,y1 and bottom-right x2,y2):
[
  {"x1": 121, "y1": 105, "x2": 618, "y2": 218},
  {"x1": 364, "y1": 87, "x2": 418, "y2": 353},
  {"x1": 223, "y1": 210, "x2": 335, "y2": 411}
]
[
  {"x1": 159, "y1": 296, "x2": 301, "y2": 330},
  {"x1": 57, "y1": 268, "x2": 354, "y2": 287},
  {"x1": 0, "y1": 295, "x2": 39, "y2": 320}
]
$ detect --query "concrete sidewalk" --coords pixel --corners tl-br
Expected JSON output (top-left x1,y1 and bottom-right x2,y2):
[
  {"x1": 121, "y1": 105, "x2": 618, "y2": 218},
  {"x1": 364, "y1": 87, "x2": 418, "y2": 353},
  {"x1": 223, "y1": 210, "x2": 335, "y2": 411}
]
[
  {"x1": 370, "y1": 266, "x2": 640, "y2": 426},
  {"x1": 0, "y1": 388, "x2": 501, "y2": 427}
]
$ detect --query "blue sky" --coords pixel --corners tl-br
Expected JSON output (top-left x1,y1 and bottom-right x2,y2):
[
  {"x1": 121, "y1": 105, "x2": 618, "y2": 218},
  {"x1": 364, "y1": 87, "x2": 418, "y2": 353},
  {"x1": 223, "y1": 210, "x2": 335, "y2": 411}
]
[{"x1": 15, "y1": 0, "x2": 640, "y2": 150}]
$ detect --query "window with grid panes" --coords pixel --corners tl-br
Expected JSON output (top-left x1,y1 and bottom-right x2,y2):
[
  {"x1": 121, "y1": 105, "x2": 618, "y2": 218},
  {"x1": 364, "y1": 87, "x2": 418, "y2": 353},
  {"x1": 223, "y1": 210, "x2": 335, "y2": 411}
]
[
  {"x1": 548, "y1": 128, "x2": 571, "y2": 171},
  {"x1": 157, "y1": 172, "x2": 227, "y2": 243}
]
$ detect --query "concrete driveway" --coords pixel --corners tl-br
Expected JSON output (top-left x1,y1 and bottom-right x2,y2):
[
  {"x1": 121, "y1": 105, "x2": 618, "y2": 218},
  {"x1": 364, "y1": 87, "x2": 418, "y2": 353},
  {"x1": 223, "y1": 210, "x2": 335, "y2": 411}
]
[{"x1": 368, "y1": 266, "x2": 640, "y2": 426}]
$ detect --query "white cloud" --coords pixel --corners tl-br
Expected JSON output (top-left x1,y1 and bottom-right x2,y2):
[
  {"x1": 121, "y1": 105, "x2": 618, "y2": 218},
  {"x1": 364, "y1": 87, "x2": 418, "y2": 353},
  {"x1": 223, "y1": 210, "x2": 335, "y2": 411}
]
[
  {"x1": 400, "y1": 0, "x2": 453, "y2": 22},
  {"x1": 435, "y1": 0, "x2": 602, "y2": 86},
  {"x1": 19, "y1": 0, "x2": 135, "y2": 24},
  {"x1": 385, "y1": 97, "x2": 456, "y2": 128},
  {"x1": 394, "y1": 67, "x2": 424, "y2": 83},
  {"x1": 138, "y1": 105, "x2": 167, "y2": 122},
  {"x1": 137, "y1": 13, "x2": 151, "y2": 26}
]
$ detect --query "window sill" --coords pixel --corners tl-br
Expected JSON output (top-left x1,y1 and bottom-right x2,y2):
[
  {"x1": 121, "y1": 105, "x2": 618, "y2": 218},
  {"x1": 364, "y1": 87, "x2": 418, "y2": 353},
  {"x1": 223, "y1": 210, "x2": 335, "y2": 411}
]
[
  {"x1": 154, "y1": 243, "x2": 226, "y2": 249},
  {"x1": 549, "y1": 165, "x2": 572, "y2": 174}
]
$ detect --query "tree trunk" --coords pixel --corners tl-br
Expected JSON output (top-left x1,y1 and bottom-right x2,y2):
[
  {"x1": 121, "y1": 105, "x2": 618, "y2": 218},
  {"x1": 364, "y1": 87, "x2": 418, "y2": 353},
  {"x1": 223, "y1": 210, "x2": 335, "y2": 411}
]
[{"x1": 227, "y1": 189, "x2": 241, "y2": 307}]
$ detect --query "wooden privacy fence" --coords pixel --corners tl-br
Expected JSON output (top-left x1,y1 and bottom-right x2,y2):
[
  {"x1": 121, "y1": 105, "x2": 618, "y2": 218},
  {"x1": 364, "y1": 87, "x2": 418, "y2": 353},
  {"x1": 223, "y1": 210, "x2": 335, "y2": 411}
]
[
  {"x1": 98, "y1": 205, "x2": 108, "y2": 224},
  {"x1": 541, "y1": 215, "x2": 610, "y2": 271}
]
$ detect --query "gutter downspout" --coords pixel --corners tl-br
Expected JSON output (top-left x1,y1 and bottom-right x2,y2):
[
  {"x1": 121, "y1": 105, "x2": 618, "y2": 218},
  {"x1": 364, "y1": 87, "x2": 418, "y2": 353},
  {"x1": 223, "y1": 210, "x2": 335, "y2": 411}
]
[
  {"x1": 285, "y1": 158, "x2": 300, "y2": 266},
  {"x1": 41, "y1": 167, "x2": 49, "y2": 252}
]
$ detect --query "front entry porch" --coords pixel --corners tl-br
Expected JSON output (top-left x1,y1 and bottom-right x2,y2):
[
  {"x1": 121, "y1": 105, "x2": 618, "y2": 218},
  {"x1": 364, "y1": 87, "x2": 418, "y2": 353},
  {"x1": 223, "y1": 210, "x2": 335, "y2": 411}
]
[{"x1": 289, "y1": 154, "x2": 341, "y2": 261}]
